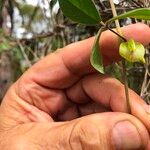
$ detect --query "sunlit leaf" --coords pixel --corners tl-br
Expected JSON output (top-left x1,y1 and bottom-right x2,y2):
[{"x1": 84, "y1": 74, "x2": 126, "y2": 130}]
[
  {"x1": 58, "y1": 0, "x2": 101, "y2": 25},
  {"x1": 90, "y1": 28, "x2": 104, "y2": 74},
  {"x1": 108, "y1": 8, "x2": 150, "y2": 23}
]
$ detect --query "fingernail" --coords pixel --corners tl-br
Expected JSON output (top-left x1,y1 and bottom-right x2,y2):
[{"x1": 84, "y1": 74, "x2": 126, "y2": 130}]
[{"x1": 112, "y1": 121, "x2": 141, "y2": 150}]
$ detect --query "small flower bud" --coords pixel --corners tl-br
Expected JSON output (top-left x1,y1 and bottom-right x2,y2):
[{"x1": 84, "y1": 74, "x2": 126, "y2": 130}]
[{"x1": 119, "y1": 39, "x2": 145, "y2": 63}]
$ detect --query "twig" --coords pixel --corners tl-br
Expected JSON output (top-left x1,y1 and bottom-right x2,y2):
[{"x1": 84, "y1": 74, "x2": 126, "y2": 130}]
[
  {"x1": 17, "y1": 40, "x2": 32, "y2": 67},
  {"x1": 122, "y1": 59, "x2": 131, "y2": 113},
  {"x1": 100, "y1": 21, "x2": 126, "y2": 41},
  {"x1": 140, "y1": 48, "x2": 150, "y2": 100},
  {"x1": 109, "y1": 0, "x2": 131, "y2": 113},
  {"x1": 99, "y1": 0, "x2": 106, "y2": 10},
  {"x1": 8, "y1": 0, "x2": 14, "y2": 33},
  {"x1": 131, "y1": 0, "x2": 144, "y2": 8},
  {"x1": 27, "y1": 47, "x2": 39, "y2": 60},
  {"x1": 106, "y1": 26, "x2": 127, "y2": 42},
  {"x1": 19, "y1": 32, "x2": 54, "y2": 41},
  {"x1": 27, "y1": 6, "x2": 39, "y2": 30},
  {"x1": 109, "y1": 0, "x2": 122, "y2": 35}
]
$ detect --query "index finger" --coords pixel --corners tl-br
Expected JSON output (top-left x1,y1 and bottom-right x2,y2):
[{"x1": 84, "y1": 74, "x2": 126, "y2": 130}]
[
  {"x1": 60, "y1": 23, "x2": 150, "y2": 71},
  {"x1": 27, "y1": 23, "x2": 150, "y2": 89}
]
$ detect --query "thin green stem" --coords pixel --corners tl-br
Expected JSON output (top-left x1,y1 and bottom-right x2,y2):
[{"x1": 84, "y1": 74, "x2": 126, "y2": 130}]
[
  {"x1": 109, "y1": 0, "x2": 131, "y2": 113},
  {"x1": 122, "y1": 59, "x2": 131, "y2": 113}
]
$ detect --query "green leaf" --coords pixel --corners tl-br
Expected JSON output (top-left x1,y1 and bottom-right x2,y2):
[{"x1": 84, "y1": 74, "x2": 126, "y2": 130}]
[
  {"x1": 108, "y1": 8, "x2": 150, "y2": 23},
  {"x1": 0, "y1": 40, "x2": 9, "y2": 52},
  {"x1": 58, "y1": 0, "x2": 101, "y2": 25},
  {"x1": 90, "y1": 28, "x2": 104, "y2": 74},
  {"x1": 119, "y1": 39, "x2": 145, "y2": 63}
]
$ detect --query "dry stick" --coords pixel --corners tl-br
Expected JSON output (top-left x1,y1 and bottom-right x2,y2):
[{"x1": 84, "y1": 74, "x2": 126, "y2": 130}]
[
  {"x1": 132, "y1": 0, "x2": 144, "y2": 8},
  {"x1": 140, "y1": 49, "x2": 149, "y2": 99},
  {"x1": 109, "y1": 0, "x2": 131, "y2": 113},
  {"x1": 20, "y1": 32, "x2": 54, "y2": 41},
  {"x1": 109, "y1": 0, "x2": 122, "y2": 35},
  {"x1": 17, "y1": 40, "x2": 32, "y2": 67}
]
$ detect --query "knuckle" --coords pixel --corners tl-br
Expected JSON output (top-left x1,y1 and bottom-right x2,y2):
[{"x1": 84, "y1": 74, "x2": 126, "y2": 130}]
[{"x1": 69, "y1": 116, "x2": 105, "y2": 150}]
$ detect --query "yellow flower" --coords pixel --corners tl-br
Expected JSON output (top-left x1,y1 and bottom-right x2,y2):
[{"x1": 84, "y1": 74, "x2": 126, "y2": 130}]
[{"x1": 119, "y1": 39, "x2": 145, "y2": 63}]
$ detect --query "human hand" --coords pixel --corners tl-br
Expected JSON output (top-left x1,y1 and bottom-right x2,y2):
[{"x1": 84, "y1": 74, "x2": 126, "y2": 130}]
[{"x1": 0, "y1": 23, "x2": 150, "y2": 150}]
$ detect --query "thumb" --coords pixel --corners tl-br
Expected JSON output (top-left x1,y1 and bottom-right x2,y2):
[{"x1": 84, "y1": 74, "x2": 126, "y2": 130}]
[{"x1": 12, "y1": 113, "x2": 149, "y2": 150}]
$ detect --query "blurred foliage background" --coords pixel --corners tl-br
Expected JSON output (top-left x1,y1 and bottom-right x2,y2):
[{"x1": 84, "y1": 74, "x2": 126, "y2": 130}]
[{"x1": 0, "y1": 0, "x2": 149, "y2": 103}]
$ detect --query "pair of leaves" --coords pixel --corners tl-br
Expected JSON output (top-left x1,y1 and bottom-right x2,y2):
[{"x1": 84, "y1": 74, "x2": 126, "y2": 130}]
[{"x1": 58, "y1": 0, "x2": 150, "y2": 73}]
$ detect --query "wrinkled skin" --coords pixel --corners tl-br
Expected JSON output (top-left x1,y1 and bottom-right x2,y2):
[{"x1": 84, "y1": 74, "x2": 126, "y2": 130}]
[{"x1": 0, "y1": 23, "x2": 150, "y2": 150}]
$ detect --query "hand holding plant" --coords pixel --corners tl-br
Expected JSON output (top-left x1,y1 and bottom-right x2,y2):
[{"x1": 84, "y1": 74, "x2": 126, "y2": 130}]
[
  {"x1": 0, "y1": 23, "x2": 150, "y2": 150},
  {"x1": 0, "y1": 1, "x2": 150, "y2": 149},
  {"x1": 58, "y1": 0, "x2": 150, "y2": 113}
]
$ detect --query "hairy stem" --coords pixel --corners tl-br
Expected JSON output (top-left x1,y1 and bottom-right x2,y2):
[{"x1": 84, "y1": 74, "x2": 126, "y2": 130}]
[{"x1": 109, "y1": 0, "x2": 131, "y2": 113}]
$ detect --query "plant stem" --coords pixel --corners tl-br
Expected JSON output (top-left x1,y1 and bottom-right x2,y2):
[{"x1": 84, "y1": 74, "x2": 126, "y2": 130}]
[
  {"x1": 107, "y1": 27, "x2": 127, "y2": 42},
  {"x1": 109, "y1": 0, "x2": 131, "y2": 113},
  {"x1": 122, "y1": 59, "x2": 131, "y2": 113},
  {"x1": 100, "y1": 21, "x2": 126, "y2": 42},
  {"x1": 109, "y1": 0, "x2": 122, "y2": 35}
]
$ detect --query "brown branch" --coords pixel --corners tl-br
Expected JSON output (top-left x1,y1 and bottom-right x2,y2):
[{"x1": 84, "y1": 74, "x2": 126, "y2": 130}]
[
  {"x1": 17, "y1": 40, "x2": 32, "y2": 67},
  {"x1": 19, "y1": 32, "x2": 54, "y2": 41}
]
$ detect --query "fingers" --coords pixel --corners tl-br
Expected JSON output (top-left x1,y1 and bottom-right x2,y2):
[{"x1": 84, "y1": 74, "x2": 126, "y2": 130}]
[
  {"x1": 100, "y1": 23, "x2": 150, "y2": 64},
  {"x1": 1, "y1": 23, "x2": 150, "y2": 128},
  {"x1": 24, "y1": 23, "x2": 150, "y2": 89},
  {"x1": 59, "y1": 23, "x2": 150, "y2": 75},
  {"x1": 8, "y1": 23, "x2": 149, "y2": 122},
  {"x1": 9, "y1": 113, "x2": 149, "y2": 150},
  {"x1": 81, "y1": 74, "x2": 150, "y2": 133},
  {"x1": 66, "y1": 73, "x2": 150, "y2": 134},
  {"x1": 50, "y1": 113, "x2": 149, "y2": 150},
  {"x1": 66, "y1": 74, "x2": 131, "y2": 112},
  {"x1": 129, "y1": 95, "x2": 150, "y2": 132},
  {"x1": 82, "y1": 74, "x2": 130, "y2": 112}
]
